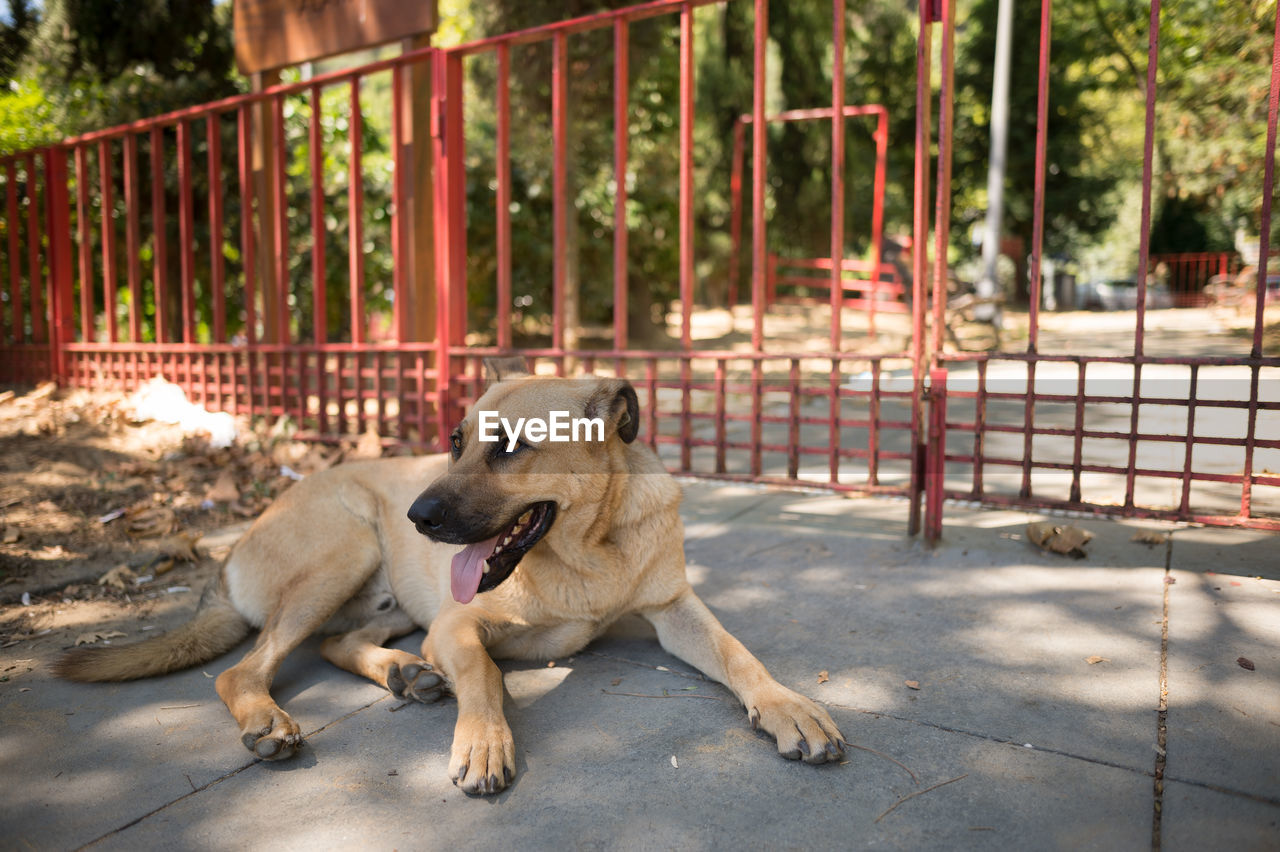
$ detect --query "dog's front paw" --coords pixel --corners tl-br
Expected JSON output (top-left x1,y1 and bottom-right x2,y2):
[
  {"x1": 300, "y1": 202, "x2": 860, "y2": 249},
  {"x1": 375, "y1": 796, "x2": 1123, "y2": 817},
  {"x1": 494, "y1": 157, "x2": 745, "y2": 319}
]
[
  {"x1": 449, "y1": 717, "x2": 516, "y2": 795},
  {"x1": 748, "y1": 689, "x2": 846, "y2": 765},
  {"x1": 386, "y1": 660, "x2": 445, "y2": 703}
]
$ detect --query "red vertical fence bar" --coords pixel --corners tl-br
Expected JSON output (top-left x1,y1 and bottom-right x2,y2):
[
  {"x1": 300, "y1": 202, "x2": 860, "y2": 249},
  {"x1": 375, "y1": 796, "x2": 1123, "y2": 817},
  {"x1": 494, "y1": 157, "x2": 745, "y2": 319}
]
[
  {"x1": 931, "y1": 0, "x2": 955, "y2": 361},
  {"x1": 678, "y1": 2, "x2": 695, "y2": 350},
  {"x1": 552, "y1": 30, "x2": 568, "y2": 356},
  {"x1": 177, "y1": 120, "x2": 196, "y2": 344},
  {"x1": 727, "y1": 121, "x2": 744, "y2": 308},
  {"x1": 827, "y1": 0, "x2": 846, "y2": 485},
  {"x1": 1134, "y1": 0, "x2": 1161, "y2": 355},
  {"x1": 613, "y1": 19, "x2": 630, "y2": 352},
  {"x1": 236, "y1": 105, "x2": 257, "y2": 346},
  {"x1": 868, "y1": 108, "x2": 887, "y2": 311},
  {"x1": 1126, "y1": 0, "x2": 1161, "y2": 510},
  {"x1": 495, "y1": 44, "x2": 513, "y2": 350},
  {"x1": 309, "y1": 85, "x2": 326, "y2": 346},
  {"x1": 308, "y1": 84, "x2": 327, "y2": 435},
  {"x1": 1241, "y1": 4, "x2": 1280, "y2": 520},
  {"x1": 444, "y1": 53, "x2": 466, "y2": 354},
  {"x1": 829, "y1": 0, "x2": 845, "y2": 352},
  {"x1": 98, "y1": 140, "x2": 118, "y2": 342},
  {"x1": 272, "y1": 95, "x2": 289, "y2": 345},
  {"x1": 24, "y1": 155, "x2": 43, "y2": 344},
  {"x1": 749, "y1": 0, "x2": 767, "y2": 477},
  {"x1": 678, "y1": 2, "x2": 694, "y2": 470},
  {"x1": 123, "y1": 134, "x2": 142, "y2": 343},
  {"x1": 347, "y1": 79, "x2": 365, "y2": 345},
  {"x1": 150, "y1": 127, "x2": 168, "y2": 344},
  {"x1": 391, "y1": 64, "x2": 407, "y2": 342},
  {"x1": 75, "y1": 145, "x2": 92, "y2": 344},
  {"x1": 6, "y1": 161, "x2": 21, "y2": 341},
  {"x1": 431, "y1": 47, "x2": 458, "y2": 440},
  {"x1": 1027, "y1": 0, "x2": 1051, "y2": 352},
  {"x1": 909, "y1": 0, "x2": 933, "y2": 535},
  {"x1": 925, "y1": 368, "x2": 948, "y2": 543},
  {"x1": 207, "y1": 115, "x2": 226, "y2": 343},
  {"x1": 46, "y1": 147, "x2": 73, "y2": 380}
]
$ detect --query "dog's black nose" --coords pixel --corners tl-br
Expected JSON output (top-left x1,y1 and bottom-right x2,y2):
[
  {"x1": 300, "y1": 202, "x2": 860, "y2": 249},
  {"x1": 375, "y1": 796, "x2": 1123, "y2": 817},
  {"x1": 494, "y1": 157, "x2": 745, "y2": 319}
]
[{"x1": 407, "y1": 494, "x2": 447, "y2": 536}]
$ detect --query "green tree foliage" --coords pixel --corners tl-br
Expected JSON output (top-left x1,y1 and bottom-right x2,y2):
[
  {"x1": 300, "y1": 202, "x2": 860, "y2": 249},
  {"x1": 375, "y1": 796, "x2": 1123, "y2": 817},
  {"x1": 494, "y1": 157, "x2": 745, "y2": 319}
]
[{"x1": 5, "y1": 0, "x2": 240, "y2": 140}]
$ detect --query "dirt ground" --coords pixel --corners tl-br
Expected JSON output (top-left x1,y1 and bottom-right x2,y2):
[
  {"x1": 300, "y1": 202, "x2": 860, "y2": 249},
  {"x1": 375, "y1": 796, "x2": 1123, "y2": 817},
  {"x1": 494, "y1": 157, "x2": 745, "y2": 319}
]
[{"x1": 0, "y1": 381, "x2": 390, "y2": 660}]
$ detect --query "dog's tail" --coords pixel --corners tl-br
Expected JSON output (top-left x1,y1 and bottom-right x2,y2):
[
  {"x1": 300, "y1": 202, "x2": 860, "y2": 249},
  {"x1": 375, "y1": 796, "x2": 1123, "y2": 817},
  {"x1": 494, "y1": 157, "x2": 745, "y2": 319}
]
[{"x1": 51, "y1": 579, "x2": 250, "y2": 682}]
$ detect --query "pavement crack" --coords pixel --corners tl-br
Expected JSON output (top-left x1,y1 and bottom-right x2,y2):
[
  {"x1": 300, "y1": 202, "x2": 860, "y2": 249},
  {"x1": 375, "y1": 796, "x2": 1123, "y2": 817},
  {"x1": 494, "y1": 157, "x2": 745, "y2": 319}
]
[
  {"x1": 826, "y1": 701, "x2": 1154, "y2": 779},
  {"x1": 1152, "y1": 537, "x2": 1172, "y2": 851},
  {"x1": 74, "y1": 694, "x2": 391, "y2": 851}
]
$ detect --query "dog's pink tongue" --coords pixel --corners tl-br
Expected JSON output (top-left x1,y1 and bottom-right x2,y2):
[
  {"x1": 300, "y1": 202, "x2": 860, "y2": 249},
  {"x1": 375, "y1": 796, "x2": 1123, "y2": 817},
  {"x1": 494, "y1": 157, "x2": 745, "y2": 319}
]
[{"x1": 450, "y1": 535, "x2": 500, "y2": 604}]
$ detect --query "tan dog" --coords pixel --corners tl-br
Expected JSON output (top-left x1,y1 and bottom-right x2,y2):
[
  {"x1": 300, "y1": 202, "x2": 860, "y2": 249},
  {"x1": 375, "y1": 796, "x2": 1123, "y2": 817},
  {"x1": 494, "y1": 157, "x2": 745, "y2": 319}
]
[{"x1": 55, "y1": 362, "x2": 846, "y2": 795}]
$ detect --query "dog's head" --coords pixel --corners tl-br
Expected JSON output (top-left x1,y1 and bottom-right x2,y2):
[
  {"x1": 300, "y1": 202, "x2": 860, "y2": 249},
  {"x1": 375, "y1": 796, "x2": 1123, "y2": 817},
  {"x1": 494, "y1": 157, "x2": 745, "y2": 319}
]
[{"x1": 407, "y1": 360, "x2": 640, "y2": 604}]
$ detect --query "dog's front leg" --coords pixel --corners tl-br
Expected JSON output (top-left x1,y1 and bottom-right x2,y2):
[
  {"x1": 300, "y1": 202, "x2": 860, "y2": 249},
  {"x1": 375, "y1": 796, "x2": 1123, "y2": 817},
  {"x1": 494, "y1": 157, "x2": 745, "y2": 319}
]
[
  {"x1": 422, "y1": 613, "x2": 515, "y2": 795},
  {"x1": 643, "y1": 588, "x2": 847, "y2": 765}
]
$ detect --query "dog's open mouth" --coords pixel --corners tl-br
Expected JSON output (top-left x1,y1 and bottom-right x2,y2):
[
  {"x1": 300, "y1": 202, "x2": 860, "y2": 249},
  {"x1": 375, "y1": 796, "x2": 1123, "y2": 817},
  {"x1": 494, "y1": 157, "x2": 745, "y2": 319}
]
[{"x1": 450, "y1": 501, "x2": 557, "y2": 604}]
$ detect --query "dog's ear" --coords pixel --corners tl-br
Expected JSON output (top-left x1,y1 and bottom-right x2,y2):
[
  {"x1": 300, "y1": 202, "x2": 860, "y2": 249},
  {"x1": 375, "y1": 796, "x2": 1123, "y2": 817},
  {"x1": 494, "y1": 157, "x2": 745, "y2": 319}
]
[
  {"x1": 483, "y1": 356, "x2": 531, "y2": 387},
  {"x1": 586, "y1": 379, "x2": 640, "y2": 444}
]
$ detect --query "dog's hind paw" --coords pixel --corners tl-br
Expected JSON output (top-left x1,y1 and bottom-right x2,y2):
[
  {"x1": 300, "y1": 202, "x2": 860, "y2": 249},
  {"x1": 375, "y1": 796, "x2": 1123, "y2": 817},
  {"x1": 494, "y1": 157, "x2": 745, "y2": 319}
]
[
  {"x1": 240, "y1": 713, "x2": 304, "y2": 760},
  {"x1": 387, "y1": 660, "x2": 445, "y2": 703}
]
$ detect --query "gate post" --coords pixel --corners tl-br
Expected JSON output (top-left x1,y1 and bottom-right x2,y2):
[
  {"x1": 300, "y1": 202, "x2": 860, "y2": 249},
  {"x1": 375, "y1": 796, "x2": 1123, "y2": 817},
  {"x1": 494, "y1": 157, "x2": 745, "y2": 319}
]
[
  {"x1": 431, "y1": 48, "x2": 466, "y2": 443},
  {"x1": 925, "y1": 367, "x2": 948, "y2": 543},
  {"x1": 44, "y1": 146, "x2": 74, "y2": 385}
]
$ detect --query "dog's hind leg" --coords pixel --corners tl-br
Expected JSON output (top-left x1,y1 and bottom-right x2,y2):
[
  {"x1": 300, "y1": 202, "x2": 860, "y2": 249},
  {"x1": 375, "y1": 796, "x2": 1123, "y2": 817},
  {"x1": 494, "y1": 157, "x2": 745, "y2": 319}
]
[
  {"x1": 321, "y1": 610, "x2": 446, "y2": 704},
  {"x1": 215, "y1": 518, "x2": 384, "y2": 761}
]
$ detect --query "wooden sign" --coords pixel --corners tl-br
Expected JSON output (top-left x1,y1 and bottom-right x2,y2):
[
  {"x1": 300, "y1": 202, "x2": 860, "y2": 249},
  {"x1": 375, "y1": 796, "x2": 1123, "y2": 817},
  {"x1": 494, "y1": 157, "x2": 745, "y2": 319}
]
[{"x1": 234, "y1": 0, "x2": 438, "y2": 75}]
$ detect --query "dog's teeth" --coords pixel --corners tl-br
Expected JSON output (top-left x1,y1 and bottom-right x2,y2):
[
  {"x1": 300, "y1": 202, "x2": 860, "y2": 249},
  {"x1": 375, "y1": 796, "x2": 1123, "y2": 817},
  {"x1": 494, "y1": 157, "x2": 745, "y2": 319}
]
[
  {"x1": 482, "y1": 564, "x2": 490, "y2": 574},
  {"x1": 519, "y1": 511, "x2": 532, "y2": 525},
  {"x1": 503, "y1": 535, "x2": 513, "y2": 545}
]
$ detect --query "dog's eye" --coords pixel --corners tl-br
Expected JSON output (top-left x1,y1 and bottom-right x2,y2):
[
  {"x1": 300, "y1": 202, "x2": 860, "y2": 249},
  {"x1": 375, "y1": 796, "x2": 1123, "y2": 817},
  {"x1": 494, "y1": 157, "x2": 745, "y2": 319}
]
[
  {"x1": 496, "y1": 439, "x2": 527, "y2": 458},
  {"x1": 449, "y1": 430, "x2": 463, "y2": 458}
]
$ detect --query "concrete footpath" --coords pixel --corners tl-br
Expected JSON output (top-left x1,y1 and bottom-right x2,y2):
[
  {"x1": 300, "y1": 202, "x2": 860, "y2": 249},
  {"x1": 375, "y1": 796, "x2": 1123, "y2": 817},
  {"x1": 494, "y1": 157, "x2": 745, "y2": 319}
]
[{"x1": 1, "y1": 482, "x2": 1277, "y2": 850}]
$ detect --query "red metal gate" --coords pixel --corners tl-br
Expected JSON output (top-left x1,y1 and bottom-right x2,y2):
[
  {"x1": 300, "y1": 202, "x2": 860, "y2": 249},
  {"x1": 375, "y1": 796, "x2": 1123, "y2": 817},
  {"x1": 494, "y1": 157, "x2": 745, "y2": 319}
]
[
  {"x1": 2, "y1": 0, "x2": 1277, "y2": 535},
  {"x1": 918, "y1": 0, "x2": 1280, "y2": 532}
]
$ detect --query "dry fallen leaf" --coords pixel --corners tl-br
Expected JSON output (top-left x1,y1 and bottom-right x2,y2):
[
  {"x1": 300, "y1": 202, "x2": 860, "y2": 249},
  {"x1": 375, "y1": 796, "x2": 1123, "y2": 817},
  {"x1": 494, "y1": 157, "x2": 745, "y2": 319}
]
[
  {"x1": 125, "y1": 504, "x2": 176, "y2": 538},
  {"x1": 75, "y1": 630, "x2": 126, "y2": 646},
  {"x1": 27, "y1": 382, "x2": 56, "y2": 401},
  {"x1": 1237, "y1": 657, "x2": 1256, "y2": 671},
  {"x1": 155, "y1": 531, "x2": 202, "y2": 563},
  {"x1": 610, "y1": 677, "x2": 622, "y2": 687},
  {"x1": 817, "y1": 670, "x2": 830, "y2": 684},
  {"x1": 350, "y1": 427, "x2": 383, "y2": 460},
  {"x1": 1085, "y1": 655, "x2": 1110, "y2": 665},
  {"x1": 904, "y1": 680, "x2": 921, "y2": 690},
  {"x1": 295, "y1": 444, "x2": 338, "y2": 475},
  {"x1": 97, "y1": 565, "x2": 137, "y2": 589},
  {"x1": 1131, "y1": 530, "x2": 1168, "y2": 547},
  {"x1": 1027, "y1": 521, "x2": 1093, "y2": 558},
  {"x1": 205, "y1": 469, "x2": 240, "y2": 503}
]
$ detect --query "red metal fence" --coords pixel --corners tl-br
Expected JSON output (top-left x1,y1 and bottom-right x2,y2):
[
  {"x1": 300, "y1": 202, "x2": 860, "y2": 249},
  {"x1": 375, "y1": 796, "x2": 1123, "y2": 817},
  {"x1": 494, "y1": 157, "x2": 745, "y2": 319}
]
[{"x1": 2, "y1": 0, "x2": 1277, "y2": 535}]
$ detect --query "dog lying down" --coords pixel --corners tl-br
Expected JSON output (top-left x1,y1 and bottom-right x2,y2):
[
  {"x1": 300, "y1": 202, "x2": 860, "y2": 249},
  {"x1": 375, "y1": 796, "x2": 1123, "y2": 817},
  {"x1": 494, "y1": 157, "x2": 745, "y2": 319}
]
[{"x1": 55, "y1": 360, "x2": 846, "y2": 795}]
